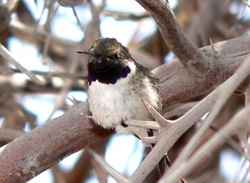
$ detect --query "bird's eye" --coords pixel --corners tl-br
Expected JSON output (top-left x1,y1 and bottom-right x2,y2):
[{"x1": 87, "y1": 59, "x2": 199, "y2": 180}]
[{"x1": 108, "y1": 54, "x2": 119, "y2": 59}]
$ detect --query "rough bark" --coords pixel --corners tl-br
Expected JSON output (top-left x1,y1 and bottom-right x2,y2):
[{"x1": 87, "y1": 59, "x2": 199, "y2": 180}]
[{"x1": 0, "y1": 103, "x2": 114, "y2": 183}]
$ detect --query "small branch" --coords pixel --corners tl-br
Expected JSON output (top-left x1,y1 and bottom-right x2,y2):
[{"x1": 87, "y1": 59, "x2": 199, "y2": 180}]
[
  {"x1": 136, "y1": 0, "x2": 209, "y2": 76},
  {"x1": 0, "y1": 44, "x2": 44, "y2": 85},
  {"x1": 72, "y1": 7, "x2": 84, "y2": 32},
  {"x1": 47, "y1": 54, "x2": 81, "y2": 120},
  {"x1": 141, "y1": 136, "x2": 158, "y2": 145},
  {"x1": 161, "y1": 107, "x2": 250, "y2": 182},
  {"x1": 10, "y1": 19, "x2": 75, "y2": 60},
  {"x1": 50, "y1": 165, "x2": 66, "y2": 183},
  {"x1": 41, "y1": 1, "x2": 58, "y2": 65},
  {"x1": 244, "y1": 85, "x2": 250, "y2": 106},
  {"x1": 6, "y1": 68, "x2": 87, "y2": 79},
  {"x1": 102, "y1": 9, "x2": 150, "y2": 20},
  {"x1": 88, "y1": 148, "x2": 128, "y2": 183},
  {"x1": 4, "y1": 0, "x2": 19, "y2": 11},
  {"x1": 241, "y1": 0, "x2": 250, "y2": 9}
]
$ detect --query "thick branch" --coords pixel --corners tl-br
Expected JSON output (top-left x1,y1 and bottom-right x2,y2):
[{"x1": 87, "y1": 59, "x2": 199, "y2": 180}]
[
  {"x1": 0, "y1": 103, "x2": 114, "y2": 183},
  {"x1": 136, "y1": 0, "x2": 209, "y2": 76},
  {"x1": 156, "y1": 34, "x2": 250, "y2": 107}
]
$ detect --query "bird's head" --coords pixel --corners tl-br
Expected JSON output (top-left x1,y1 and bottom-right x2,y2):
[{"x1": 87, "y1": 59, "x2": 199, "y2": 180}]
[{"x1": 77, "y1": 38, "x2": 134, "y2": 85}]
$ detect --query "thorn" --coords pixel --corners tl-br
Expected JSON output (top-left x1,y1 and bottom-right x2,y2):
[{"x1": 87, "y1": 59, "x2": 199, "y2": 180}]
[
  {"x1": 142, "y1": 99, "x2": 172, "y2": 128},
  {"x1": 86, "y1": 116, "x2": 94, "y2": 119},
  {"x1": 210, "y1": 38, "x2": 215, "y2": 51},
  {"x1": 126, "y1": 119, "x2": 160, "y2": 130},
  {"x1": 67, "y1": 96, "x2": 81, "y2": 105},
  {"x1": 210, "y1": 38, "x2": 218, "y2": 57},
  {"x1": 31, "y1": 170, "x2": 36, "y2": 178}
]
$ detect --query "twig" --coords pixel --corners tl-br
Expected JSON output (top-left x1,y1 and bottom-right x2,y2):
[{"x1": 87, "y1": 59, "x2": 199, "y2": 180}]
[
  {"x1": 0, "y1": 43, "x2": 44, "y2": 85},
  {"x1": 10, "y1": 19, "x2": 75, "y2": 59},
  {"x1": 51, "y1": 165, "x2": 67, "y2": 183},
  {"x1": 141, "y1": 136, "x2": 158, "y2": 145},
  {"x1": 88, "y1": 148, "x2": 128, "y2": 183},
  {"x1": 102, "y1": 9, "x2": 150, "y2": 20},
  {"x1": 244, "y1": 85, "x2": 250, "y2": 106},
  {"x1": 42, "y1": 2, "x2": 59, "y2": 65},
  {"x1": 72, "y1": 7, "x2": 85, "y2": 32},
  {"x1": 47, "y1": 55, "x2": 80, "y2": 120},
  {"x1": 241, "y1": 0, "x2": 250, "y2": 9},
  {"x1": 4, "y1": 0, "x2": 19, "y2": 11},
  {"x1": 9, "y1": 68, "x2": 87, "y2": 79}
]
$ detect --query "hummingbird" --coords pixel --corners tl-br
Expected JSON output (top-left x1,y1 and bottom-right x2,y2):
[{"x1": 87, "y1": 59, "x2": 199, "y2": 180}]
[{"x1": 77, "y1": 37, "x2": 162, "y2": 139}]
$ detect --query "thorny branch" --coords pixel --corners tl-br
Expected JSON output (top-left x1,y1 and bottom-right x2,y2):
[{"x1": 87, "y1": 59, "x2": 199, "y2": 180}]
[
  {"x1": 1, "y1": 1, "x2": 250, "y2": 183},
  {"x1": 136, "y1": 0, "x2": 210, "y2": 77},
  {"x1": 160, "y1": 52, "x2": 250, "y2": 182},
  {"x1": 129, "y1": 52, "x2": 250, "y2": 182},
  {"x1": 0, "y1": 35, "x2": 250, "y2": 182}
]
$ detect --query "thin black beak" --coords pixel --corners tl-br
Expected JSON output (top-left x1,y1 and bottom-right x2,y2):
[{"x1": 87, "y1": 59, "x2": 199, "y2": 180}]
[{"x1": 77, "y1": 51, "x2": 97, "y2": 57}]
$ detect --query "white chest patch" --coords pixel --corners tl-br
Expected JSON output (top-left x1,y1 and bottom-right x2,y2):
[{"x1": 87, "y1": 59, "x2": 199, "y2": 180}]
[{"x1": 87, "y1": 61, "x2": 157, "y2": 138}]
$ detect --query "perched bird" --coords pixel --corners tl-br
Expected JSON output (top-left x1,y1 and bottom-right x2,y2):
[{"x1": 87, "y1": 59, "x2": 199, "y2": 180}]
[{"x1": 77, "y1": 37, "x2": 162, "y2": 139}]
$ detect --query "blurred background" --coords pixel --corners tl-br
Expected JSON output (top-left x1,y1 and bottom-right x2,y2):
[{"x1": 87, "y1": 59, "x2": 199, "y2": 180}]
[{"x1": 0, "y1": 0, "x2": 250, "y2": 182}]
